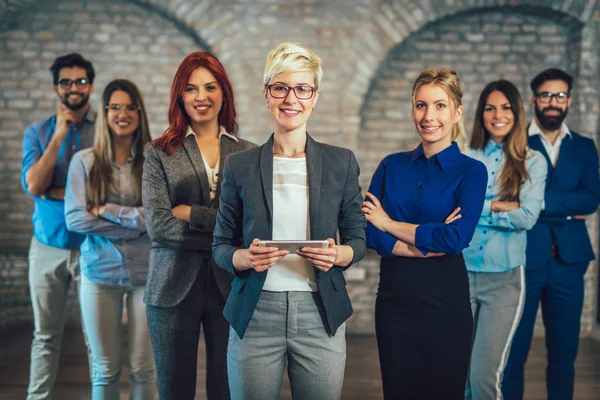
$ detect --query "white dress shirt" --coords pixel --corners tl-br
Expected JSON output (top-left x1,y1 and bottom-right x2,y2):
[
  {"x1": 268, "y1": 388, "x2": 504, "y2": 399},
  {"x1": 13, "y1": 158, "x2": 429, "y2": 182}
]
[
  {"x1": 186, "y1": 126, "x2": 238, "y2": 201},
  {"x1": 528, "y1": 119, "x2": 571, "y2": 167}
]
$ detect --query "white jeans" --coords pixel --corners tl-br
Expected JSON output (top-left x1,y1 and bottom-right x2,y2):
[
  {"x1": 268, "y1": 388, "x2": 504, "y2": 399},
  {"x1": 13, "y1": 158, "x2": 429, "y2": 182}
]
[{"x1": 79, "y1": 275, "x2": 155, "y2": 400}]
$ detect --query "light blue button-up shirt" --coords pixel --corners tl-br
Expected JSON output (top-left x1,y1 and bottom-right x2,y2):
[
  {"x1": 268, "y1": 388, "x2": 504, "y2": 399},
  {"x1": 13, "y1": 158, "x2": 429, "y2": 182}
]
[
  {"x1": 65, "y1": 148, "x2": 150, "y2": 287},
  {"x1": 464, "y1": 140, "x2": 547, "y2": 272},
  {"x1": 21, "y1": 110, "x2": 96, "y2": 249}
]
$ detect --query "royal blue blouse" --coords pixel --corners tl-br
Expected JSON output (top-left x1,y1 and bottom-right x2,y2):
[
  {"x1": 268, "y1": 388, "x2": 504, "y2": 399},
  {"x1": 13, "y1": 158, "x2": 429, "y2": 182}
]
[{"x1": 366, "y1": 143, "x2": 487, "y2": 257}]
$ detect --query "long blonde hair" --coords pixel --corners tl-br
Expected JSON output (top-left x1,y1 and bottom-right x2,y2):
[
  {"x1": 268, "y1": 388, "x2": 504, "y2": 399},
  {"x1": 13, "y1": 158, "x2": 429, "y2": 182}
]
[
  {"x1": 412, "y1": 69, "x2": 466, "y2": 149},
  {"x1": 470, "y1": 80, "x2": 529, "y2": 201},
  {"x1": 87, "y1": 79, "x2": 151, "y2": 207}
]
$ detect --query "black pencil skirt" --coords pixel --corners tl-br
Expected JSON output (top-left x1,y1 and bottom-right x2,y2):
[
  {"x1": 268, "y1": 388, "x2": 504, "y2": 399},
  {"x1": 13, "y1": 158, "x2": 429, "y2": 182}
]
[{"x1": 375, "y1": 254, "x2": 473, "y2": 400}]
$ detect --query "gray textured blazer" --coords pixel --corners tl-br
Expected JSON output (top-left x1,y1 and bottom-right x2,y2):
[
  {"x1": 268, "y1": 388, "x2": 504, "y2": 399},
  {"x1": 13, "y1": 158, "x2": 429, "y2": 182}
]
[
  {"x1": 212, "y1": 133, "x2": 367, "y2": 339},
  {"x1": 142, "y1": 133, "x2": 256, "y2": 307}
]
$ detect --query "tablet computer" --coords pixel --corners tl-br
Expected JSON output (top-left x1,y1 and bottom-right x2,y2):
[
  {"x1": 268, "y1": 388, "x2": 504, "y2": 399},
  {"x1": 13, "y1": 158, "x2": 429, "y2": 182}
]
[{"x1": 257, "y1": 240, "x2": 329, "y2": 251}]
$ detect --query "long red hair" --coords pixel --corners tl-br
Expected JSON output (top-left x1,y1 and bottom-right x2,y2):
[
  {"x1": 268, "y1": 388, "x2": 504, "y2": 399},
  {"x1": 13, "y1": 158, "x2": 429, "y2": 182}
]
[{"x1": 154, "y1": 51, "x2": 238, "y2": 154}]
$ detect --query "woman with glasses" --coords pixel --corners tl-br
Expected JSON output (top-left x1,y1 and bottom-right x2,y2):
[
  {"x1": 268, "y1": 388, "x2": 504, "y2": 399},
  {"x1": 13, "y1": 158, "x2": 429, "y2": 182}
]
[
  {"x1": 142, "y1": 52, "x2": 255, "y2": 400},
  {"x1": 364, "y1": 69, "x2": 487, "y2": 399},
  {"x1": 212, "y1": 42, "x2": 366, "y2": 400},
  {"x1": 64, "y1": 79, "x2": 155, "y2": 400},
  {"x1": 463, "y1": 80, "x2": 547, "y2": 400}
]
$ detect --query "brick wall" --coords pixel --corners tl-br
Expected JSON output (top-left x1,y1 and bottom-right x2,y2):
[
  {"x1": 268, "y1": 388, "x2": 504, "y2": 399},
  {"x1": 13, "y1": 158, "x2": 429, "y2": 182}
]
[
  {"x1": 0, "y1": 0, "x2": 598, "y2": 334},
  {"x1": 0, "y1": 0, "x2": 202, "y2": 328}
]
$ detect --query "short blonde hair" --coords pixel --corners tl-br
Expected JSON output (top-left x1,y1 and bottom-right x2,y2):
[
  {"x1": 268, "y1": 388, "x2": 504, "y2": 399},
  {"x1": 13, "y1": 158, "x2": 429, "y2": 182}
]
[
  {"x1": 412, "y1": 68, "x2": 466, "y2": 148},
  {"x1": 263, "y1": 42, "x2": 323, "y2": 89}
]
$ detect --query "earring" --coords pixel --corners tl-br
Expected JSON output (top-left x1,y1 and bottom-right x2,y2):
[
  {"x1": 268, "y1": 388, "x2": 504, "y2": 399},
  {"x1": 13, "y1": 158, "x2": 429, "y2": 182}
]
[{"x1": 266, "y1": 104, "x2": 270, "y2": 109}]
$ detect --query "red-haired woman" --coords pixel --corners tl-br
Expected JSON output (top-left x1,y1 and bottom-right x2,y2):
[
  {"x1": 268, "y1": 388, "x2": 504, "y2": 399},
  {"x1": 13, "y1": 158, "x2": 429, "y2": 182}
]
[{"x1": 142, "y1": 51, "x2": 255, "y2": 400}]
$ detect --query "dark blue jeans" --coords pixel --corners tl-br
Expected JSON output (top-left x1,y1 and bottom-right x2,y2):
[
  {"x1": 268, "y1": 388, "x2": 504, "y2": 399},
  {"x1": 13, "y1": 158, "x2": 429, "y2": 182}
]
[
  {"x1": 503, "y1": 257, "x2": 588, "y2": 400},
  {"x1": 146, "y1": 261, "x2": 230, "y2": 400}
]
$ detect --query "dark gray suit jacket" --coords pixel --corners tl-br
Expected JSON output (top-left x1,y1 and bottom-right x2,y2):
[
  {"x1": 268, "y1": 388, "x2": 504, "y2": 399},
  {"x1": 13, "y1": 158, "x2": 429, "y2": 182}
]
[
  {"x1": 142, "y1": 133, "x2": 256, "y2": 307},
  {"x1": 212, "y1": 134, "x2": 366, "y2": 339}
]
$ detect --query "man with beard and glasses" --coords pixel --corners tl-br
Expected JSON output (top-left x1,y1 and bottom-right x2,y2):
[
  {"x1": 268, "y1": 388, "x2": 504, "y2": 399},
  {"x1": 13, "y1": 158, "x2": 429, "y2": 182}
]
[
  {"x1": 503, "y1": 68, "x2": 600, "y2": 400},
  {"x1": 21, "y1": 52, "x2": 96, "y2": 400}
]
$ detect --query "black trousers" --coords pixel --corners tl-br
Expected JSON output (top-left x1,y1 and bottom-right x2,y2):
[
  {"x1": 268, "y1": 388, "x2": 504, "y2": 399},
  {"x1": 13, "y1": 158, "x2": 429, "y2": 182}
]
[
  {"x1": 147, "y1": 260, "x2": 230, "y2": 400},
  {"x1": 375, "y1": 254, "x2": 473, "y2": 400}
]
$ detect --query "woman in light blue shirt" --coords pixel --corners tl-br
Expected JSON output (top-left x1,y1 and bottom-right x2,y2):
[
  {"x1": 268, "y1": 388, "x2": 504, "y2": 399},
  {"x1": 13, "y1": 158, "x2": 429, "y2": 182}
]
[
  {"x1": 65, "y1": 79, "x2": 154, "y2": 400},
  {"x1": 464, "y1": 80, "x2": 547, "y2": 400}
]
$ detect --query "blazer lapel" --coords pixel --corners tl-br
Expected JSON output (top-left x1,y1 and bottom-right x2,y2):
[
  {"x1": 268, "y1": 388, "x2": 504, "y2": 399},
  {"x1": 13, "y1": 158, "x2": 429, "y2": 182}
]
[
  {"x1": 306, "y1": 134, "x2": 322, "y2": 240},
  {"x1": 260, "y1": 135, "x2": 274, "y2": 228},
  {"x1": 182, "y1": 135, "x2": 211, "y2": 205},
  {"x1": 529, "y1": 134, "x2": 553, "y2": 170}
]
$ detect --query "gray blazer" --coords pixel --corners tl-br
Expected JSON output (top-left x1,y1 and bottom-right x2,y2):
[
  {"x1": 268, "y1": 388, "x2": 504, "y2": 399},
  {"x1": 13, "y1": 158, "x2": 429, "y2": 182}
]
[
  {"x1": 213, "y1": 133, "x2": 367, "y2": 339},
  {"x1": 142, "y1": 133, "x2": 256, "y2": 307}
]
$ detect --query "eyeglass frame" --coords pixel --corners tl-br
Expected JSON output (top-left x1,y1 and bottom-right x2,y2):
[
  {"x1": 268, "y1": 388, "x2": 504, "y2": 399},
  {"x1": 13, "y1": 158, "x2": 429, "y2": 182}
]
[
  {"x1": 535, "y1": 91, "x2": 570, "y2": 104},
  {"x1": 57, "y1": 78, "x2": 90, "y2": 89},
  {"x1": 266, "y1": 84, "x2": 317, "y2": 100},
  {"x1": 105, "y1": 104, "x2": 140, "y2": 113}
]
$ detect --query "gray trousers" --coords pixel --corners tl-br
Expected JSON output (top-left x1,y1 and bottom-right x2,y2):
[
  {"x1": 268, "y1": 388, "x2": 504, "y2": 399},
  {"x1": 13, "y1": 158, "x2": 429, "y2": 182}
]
[
  {"x1": 27, "y1": 236, "x2": 83, "y2": 400},
  {"x1": 227, "y1": 291, "x2": 346, "y2": 400},
  {"x1": 466, "y1": 266, "x2": 525, "y2": 400}
]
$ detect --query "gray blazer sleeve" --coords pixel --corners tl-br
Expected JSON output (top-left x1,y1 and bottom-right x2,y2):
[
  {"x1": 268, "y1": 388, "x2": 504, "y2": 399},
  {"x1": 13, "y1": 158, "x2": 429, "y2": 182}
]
[
  {"x1": 142, "y1": 143, "x2": 213, "y2": 250},
  {"x1": 338, "y1": 150, "x2": 367, "y2": 266},
  {"x1": 189, "y1": 205, "x2": 217, "y2": 233},
  {"x1": 212, "y1": 155, "x2": 244, "y2": 276}
]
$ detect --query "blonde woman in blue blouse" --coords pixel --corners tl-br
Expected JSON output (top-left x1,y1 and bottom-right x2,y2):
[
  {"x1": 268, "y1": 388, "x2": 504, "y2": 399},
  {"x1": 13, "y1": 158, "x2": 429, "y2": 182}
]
[
  {"x1": 464, "y1": 80, "x2": 547, "y2": 400},
  {"x1": 65, "y1": 80, "x2": 155, "y2": 399}
]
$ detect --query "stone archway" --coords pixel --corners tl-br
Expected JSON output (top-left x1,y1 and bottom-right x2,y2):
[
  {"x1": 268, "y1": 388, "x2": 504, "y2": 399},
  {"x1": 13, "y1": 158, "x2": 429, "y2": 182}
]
[{"x1": 357, "y1": 6, "x2": 584, "y2": 186}]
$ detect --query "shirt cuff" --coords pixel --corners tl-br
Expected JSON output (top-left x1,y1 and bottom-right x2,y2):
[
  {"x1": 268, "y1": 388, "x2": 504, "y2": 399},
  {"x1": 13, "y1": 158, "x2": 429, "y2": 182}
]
[
  {"x1": 379, "y1": 231, "x2": 398, "y2": 258},
  {"x1": 102, "y1": 203, "x2": 120, "y2": 223},
  {"x1": 366, "y1": 224, "x2": 397, "y2": 258},
  {"x1": 414, "y1": 224, "x2": 432, "y2": 256}
]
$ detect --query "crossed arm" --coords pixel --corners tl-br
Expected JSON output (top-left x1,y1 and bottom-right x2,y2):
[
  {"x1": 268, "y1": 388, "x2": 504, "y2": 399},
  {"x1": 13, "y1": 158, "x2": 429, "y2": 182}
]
[
  {"x1": 364, "y1": 159, "x2": 487, "y2": 258},
  {"x1": 64, "y1": 153, "x2": 144, "y2": 240},
  {"x1": 363, "y1": 192, "x2": 460, "y2": 258},
  {"x1": 142, "y1": 144, "x2": 215, "y2": 250}
]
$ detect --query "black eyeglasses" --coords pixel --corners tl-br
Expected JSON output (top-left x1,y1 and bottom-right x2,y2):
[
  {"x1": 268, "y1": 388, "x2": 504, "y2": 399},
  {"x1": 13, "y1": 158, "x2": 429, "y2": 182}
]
[
  {"x1": 535, "y1": 91, "x2": 570, "y2": 104},
  {"x1": 57, "y1": 78, "x2": 90, "y2": 89},
  {"x1": 267, "y1": 84, "x2": 316, "y2": 100},
  {"x1": 105, "y1": 104, "x2": 139, "y2": 113}
]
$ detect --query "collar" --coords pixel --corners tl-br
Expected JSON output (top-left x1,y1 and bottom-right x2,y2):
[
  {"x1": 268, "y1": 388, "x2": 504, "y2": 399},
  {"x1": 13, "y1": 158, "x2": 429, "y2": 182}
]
[
  {"x1": 113, "y1": 144, "x2": 136, "y2": 166},
  {"x1": 84, "y1": 107, "x2": 97, "y2": 123},
  {"x1": 483, "y1": 139, "x2": 502, "y2": 156},
  {"x1": 410, "y1": 142, "x2": 461, "y2": 171},
  {"x1": 527, "y1": 119, "x2": 571, "y2": 141},
  {"x1": 185, "y1": 125, "x2": 238, "y2": 142}
]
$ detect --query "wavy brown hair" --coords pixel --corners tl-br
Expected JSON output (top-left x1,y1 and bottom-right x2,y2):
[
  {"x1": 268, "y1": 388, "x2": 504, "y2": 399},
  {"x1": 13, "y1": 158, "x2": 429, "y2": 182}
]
[
  {"x1": 469, "y1": 80, "x2": 529, "y2": 201},
  {"x1": 87, "y1": 79, "x2": 151, "y2": 207}
]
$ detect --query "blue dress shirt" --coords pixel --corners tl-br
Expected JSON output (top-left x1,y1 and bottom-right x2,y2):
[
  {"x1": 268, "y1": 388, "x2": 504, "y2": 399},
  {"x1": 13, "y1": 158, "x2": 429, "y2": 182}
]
[
  {"x1": 65, "y1": 149, "x2": 150, "y2": 287},
  {"x1": 464, "y1": 141, "x2": 547, "y2": 272},
  {"x1": 366, "y1": 143, "x2": 487, "y2": 258},
  {"x1": 21, "y1": 111, "x2": 96, "y2": 249}
]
